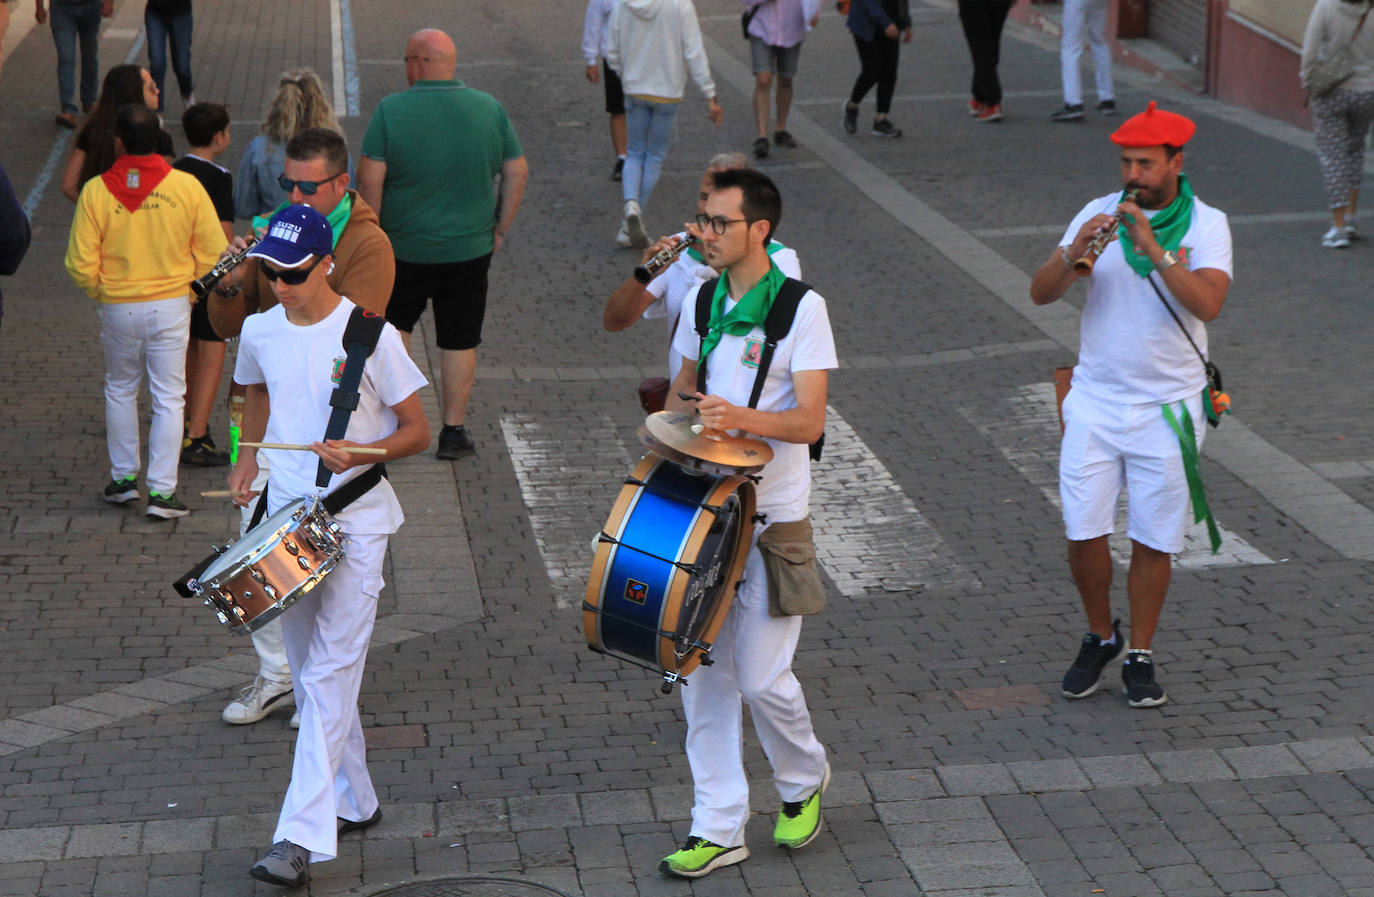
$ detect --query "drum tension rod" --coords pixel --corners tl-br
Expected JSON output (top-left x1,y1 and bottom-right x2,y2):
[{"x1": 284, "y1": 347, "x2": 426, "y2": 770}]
[
  {"x1": 593, "y1": 532, "x2": 705, "y2": 576},
  {"x1": 585, "y1": 644, "x2": 692, "y2": 693}
]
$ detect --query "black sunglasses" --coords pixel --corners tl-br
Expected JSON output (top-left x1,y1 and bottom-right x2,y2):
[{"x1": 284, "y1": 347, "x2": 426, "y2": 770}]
[
  {"x1": 260, "y1": 255, "x2": 327, "y2": 285},
  {"x1": 277, "y1": 171, "x2": 344, "y2": 195}
]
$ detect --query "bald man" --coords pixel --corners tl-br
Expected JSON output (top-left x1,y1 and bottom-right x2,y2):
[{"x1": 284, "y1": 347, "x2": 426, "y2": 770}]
[{"x1": 357, "y1": 29, "x2": 528, "y2": 460}]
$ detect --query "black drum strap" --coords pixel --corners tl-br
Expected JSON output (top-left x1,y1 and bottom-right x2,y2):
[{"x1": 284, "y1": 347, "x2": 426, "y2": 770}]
[
  {"x1": 691, "y1": 277, "x2": 811, "y2": 409},
  {"x1": 316, "y1": 306, "x2": 386, "y2": 489}
]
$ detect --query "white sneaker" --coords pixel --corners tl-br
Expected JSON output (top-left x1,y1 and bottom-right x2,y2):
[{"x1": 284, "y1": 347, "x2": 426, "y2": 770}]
[
  {"x1": 624, "y1": 200, "x2": 648, "y2": 248},
  {"x1": 221, "y1": 677, "x2": 294, "y2": 724},
  {"x1": 1322, "y1": 226, "x2": 1351, "y2": 249},
  {"x1": 615, "y1": 222, "x2": 631, "y2": 247},
  {"x1": 289, "y1": 709, "x2": 300, "y2": 729}
]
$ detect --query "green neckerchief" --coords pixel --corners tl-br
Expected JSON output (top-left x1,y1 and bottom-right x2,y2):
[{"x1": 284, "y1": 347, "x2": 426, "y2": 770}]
[
  {"x1": 252, "y1": 192, "x2": 353, "y2": 248},
  {"x1": 699, "y1": 261, "x2": 786, "y2": 366},
  {"x1": 687, "y1": 238, "x2": 787, "y2": 265},
  {"x1": 1118, "y1": 172, "x2": 1194, "y2": 278},
  {"x1": 1161, "y1": 398, "x2": 1222, "y2": 554}
]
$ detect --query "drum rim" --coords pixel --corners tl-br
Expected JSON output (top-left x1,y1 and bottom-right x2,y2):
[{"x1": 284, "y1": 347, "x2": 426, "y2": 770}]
[{"x1": 199, "y1": 497, "x2": 310, "y2": 583}]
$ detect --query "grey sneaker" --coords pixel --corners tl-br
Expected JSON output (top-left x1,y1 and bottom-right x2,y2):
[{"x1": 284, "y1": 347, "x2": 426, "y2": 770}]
[
  {"x1": 1096, "y1": 99, "x2": 1117, "y2": 116},
  {"x1": 146, "y1": 492, "x2": 191, "y2": 519},
  {"x1": 250, "y1": 840, "x2": 309, "y2": 887},
  {"x1": 1061, "y1": 618, "x2": 1124, "y2": 698},
  {"x1": 871, "y1": 118, "x2": 902, "y2": 138},
  {"x1": 1050, "y1": 103, "x2": 1085, "y2": 122},
  {"x1": 624, "y1": 200, "x2": 648, "y2": 248}
]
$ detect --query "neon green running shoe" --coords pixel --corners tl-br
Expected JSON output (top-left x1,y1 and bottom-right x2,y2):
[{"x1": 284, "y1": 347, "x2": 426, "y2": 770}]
[
  {"x1": 658, "y1": 836, "x2": 749, "y2": 878},
  {"x1": 774, "y1": 761, "x2": 831, "y2": 849}
]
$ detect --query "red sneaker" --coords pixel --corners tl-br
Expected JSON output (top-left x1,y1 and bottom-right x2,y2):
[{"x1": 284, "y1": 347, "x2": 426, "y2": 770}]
[
  {"x1": 966, "y1": 98, "x2": 984, "y2": 117},
  {"x1": 976, "y1": 103, "x2": 1004, "y2": 122}
]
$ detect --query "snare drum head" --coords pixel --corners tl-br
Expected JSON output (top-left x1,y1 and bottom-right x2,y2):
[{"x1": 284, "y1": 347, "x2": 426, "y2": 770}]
[{"x1": 199, "y1": 498, "x2": 308, "y2": 584}]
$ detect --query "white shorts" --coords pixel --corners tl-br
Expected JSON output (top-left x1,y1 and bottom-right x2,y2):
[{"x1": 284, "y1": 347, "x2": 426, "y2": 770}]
[{"x1": 1058, "y1": 387, "x2": 1205, "y2": 553}]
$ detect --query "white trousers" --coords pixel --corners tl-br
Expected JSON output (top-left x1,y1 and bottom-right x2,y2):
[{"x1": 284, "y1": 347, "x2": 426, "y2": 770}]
[
  {"x1": 98, "y1": 297, "x2": 190, "y2": 495},
  {"x1": 240, "y1": 464, "x2": 290, "y2": 684},
  {"x1": 681, "y1": 541, "x2": 827, "y2": 848},
  {"x1": 273, "y1": 531, "x2": 386, "y2": 862},
  {"x1": 1061, "y1": 0, "x2": 1112, "y2": 106}
]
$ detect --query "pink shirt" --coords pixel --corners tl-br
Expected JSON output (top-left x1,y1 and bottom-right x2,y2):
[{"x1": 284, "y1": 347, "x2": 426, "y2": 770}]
[{"x1": 744, "y1": 0, "x2": 823, "y2": 49}]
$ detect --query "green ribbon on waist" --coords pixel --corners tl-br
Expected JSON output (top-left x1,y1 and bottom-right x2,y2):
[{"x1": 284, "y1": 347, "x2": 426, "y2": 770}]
[{"x1": 1161, "y1": 395, "x2": 1221, "y2": 554}]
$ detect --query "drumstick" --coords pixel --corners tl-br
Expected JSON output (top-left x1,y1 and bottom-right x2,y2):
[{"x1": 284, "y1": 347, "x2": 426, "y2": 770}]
[
  {"x1": 238, "y1": 441, "x2": 387, "y2": 455},
  {"x1": 201, "y1": 490, "x2": 245, "y2": 498}
]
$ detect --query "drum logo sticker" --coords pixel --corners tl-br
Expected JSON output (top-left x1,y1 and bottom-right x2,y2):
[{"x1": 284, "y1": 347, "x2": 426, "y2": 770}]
[
  {"x1": 741, "y1": 338, "x2": 763, "y2": 369},
  {"x1": 331, "y1": 357, "x2": 346, "y2": 384},
  {"x1": 623, "y1": 579, "x2": 648, "y2": 605}
]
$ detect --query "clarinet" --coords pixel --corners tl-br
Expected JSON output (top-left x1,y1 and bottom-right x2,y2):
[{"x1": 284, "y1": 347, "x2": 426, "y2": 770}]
[
  {"x1": 1072, "y1": 190, "x2": 1139, "y2": 277},
  {"x1": 190, "y1": 237, "x2": 259, "y2": 298},
  {"x1": 633, "y1": 235, "x2": 694, "y2": 284}
]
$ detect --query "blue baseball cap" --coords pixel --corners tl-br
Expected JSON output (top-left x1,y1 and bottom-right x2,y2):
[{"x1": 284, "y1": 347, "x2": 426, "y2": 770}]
[{"x1": 247, "y1": 204, "x2": 333, "y2": 268}]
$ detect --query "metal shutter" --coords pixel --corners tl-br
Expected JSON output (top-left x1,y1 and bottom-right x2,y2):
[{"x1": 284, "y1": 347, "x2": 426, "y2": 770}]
[{"x1": 1149, "y1": 0, "x2": 1208, "y2": 69}]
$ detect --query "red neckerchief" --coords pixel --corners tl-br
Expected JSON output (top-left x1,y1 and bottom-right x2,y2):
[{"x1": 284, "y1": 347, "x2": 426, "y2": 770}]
[{"x1": 100, "y1": 154, "x2": 172, "y2": 213}]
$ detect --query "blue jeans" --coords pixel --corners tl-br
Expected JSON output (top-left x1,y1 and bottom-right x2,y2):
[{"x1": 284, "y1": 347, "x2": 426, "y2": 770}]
[
  {"x1": 145, "y1": 8, "x2": 194, "y2": 108},
  {"x1": 622, "y1": 96, "x2": 679, "y2": 209},
  {"x1": 50, "y1": 0, "x2": 102, "y2": 114}
]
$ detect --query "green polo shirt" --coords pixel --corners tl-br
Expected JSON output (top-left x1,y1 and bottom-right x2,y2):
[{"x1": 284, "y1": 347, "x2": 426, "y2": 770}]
[{"x1": 361, "y1": 79, "x2": 523, "y2": 264}]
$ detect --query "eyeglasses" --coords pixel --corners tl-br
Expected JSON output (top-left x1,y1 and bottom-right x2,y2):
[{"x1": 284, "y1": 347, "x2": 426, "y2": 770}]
[
  {"x1": 260, "y1": 255, "x2": 326, "y2": 285},
  {"x1": 277, "y1": 172, "x2": 344, "y2": 195},
  {"x1": 694, "y1": 213, "x2": 752, "y2": 235}
]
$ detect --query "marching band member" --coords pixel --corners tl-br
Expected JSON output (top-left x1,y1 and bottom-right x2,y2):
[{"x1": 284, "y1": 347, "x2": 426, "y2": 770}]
[
  {"x1": 660, "y1": 168, "x2": 834, "y2": 878},
  {"x1": 1029, "y1": 102, "x2": 1232, "y2": 709},
  {"x1": 227, "y1": 205, "x2": 428, "y2": 888}
]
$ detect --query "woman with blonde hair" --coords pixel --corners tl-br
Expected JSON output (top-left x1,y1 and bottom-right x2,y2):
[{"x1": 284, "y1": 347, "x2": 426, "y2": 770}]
[{"x1": 233, "y1": 69, "x2": 341, "y2": 219}]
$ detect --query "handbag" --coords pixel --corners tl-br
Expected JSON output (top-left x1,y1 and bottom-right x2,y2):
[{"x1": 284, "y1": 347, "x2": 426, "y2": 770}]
[
  {"x1": 1308, "y1": 3, "x2": 1372, "y2": 99},
  {"x1": 741, "y1": 4, "x2": 759, "y2": 39}
]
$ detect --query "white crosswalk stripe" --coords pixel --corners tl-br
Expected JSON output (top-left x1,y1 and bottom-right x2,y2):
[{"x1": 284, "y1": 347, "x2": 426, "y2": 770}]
[{"x1": 958, "y1": 384, "x2": 1273, "y2": 568}]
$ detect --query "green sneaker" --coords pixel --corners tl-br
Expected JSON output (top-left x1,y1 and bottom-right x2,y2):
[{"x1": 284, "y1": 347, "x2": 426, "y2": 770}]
[
  {"x1": 658, "y1": 836, "x2": 748, "y2": 878},
  {"x1": 102, "y1": 476, "x2": 139, "y2": 504},
  {"x1": 146, "y1": 492, "x2": 191, "y2": 519},
  {"x1": 774, "y1": 761, "x2": 831, "y2": 849}
]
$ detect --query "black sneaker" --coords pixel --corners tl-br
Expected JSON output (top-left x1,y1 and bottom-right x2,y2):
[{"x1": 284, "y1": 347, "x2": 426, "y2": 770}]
[
  {"x1": 773, "y1": 129, "x2": 798, "y2": 148},
  {"x1": 181, "y1": 436, "x2": 230, "y2": 467},
  {"x1": 1050, "y1": 103, "x2": 1085, "y2": 122},
  {"x1": 753, "y1": 136, "x2": 769, "y2": 159},
  {"x1": 1122, "y1": 651, "x2": 1168, "y2": 707},
  {"x1": 1061, "y1": 618, "x2": 1124, "y2": 698},
  {"x1": 871, "y1": 118, "x2": 902, "y2": 138},
  {"x1": 612, "y1": 158, "x2": 624, "y2": 181},
  {"x1": 102, "y1": 476, "x2": 139, "y2": 504},
  {"x1": 1096, "y1": 100, "x2": 1117, "y2": 116},
  {"x1": 146, "y1": 492, "x2": 191, "y2": 519},
  {"x1": 842, "y1": 102, "x2": 858, "y2": 135},
  {"x1": 436, "y1": 425, "x2": 475, "y2": 459}
]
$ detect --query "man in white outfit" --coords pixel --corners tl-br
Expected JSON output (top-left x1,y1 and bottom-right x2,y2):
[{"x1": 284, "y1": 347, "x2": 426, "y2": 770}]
[
  {"x1": 661, "y1": 168, "x2": 833, "y2": 879},
  {"x1": 225, "y1": 205, "x2": 429, "y2": 888},
  {"x1": 1049, "y1": 0, "x2": 1115, "y2": 121}
]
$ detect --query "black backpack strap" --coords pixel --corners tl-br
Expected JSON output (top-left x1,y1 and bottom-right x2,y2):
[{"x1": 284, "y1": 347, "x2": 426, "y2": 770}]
[
  {"x1": 748, "y1": 278, "x2": 811, "y2": 409},
  {"x1": 693, "y1": 277, "x2": 718, "y2": 395},
  {"x1": 316, "y1": 305, "x2": 387, "y2": 489}
]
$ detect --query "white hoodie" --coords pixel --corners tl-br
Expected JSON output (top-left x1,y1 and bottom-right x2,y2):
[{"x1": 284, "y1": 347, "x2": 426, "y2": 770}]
[{"x1": 606, "y1": 0, "x2": 716, "y2": 102}]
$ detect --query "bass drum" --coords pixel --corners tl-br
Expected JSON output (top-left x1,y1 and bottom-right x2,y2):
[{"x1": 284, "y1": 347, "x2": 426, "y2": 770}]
[{"x1": 584, "y1": 453, "x2": 755, "y2": 692}]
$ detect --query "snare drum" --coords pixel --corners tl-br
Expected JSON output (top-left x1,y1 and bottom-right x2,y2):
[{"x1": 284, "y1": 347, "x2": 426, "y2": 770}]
[
  {"x1": 584, "y1": 453, "x2": 755, "y2": 692},
  {"x1": 192, "y1": 498, "x2": 346, "y2": 634}
]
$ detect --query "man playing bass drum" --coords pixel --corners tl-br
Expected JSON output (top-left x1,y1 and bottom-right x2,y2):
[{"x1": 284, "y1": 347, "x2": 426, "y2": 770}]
[{"x1": 1029, "y1": 102, "x2": 1232, "y2": 709}]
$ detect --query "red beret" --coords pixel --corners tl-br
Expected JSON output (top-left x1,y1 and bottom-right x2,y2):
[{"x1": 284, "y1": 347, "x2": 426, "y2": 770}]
[{"x1": 1109, "y1": 101, "x2": 1196, "y2": 148}]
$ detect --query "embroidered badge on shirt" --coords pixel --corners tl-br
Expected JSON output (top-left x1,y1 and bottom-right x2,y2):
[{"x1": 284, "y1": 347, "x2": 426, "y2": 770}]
[
  {"x1": 126, "y1": 170, "x2": 140, "y2": 189},
  {"x1": 741, "y1": 337, "x2": 763, "y2": 369},
  {"x1": 331, "y1": 357, "x2": 346, "y2": 384},
  {"x1": 1177, "y1": 246, "x2": 1192, "y2": 267}
]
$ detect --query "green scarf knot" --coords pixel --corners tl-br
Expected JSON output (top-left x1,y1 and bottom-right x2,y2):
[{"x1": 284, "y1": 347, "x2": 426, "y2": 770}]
[
  {"x1": 699, "y1": 262, "x2": 786, "y2": 367},
  {"x1": 1118, "y1": 172, "x2": 1194, "y2": 278}
]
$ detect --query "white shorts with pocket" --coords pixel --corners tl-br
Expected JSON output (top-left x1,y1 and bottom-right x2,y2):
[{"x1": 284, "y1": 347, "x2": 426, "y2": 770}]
[{"x1": 1058, "y1": 386, "x2": 1205, "y2": 554}]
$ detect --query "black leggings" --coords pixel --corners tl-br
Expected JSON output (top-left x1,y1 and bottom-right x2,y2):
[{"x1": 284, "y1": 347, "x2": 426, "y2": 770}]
[
  {"x1": 958, "y1": 0, "x2": 1012, "y2": 106},
  {"x1": 849, "y1": 35, "x2": 900, "y2": 115}
]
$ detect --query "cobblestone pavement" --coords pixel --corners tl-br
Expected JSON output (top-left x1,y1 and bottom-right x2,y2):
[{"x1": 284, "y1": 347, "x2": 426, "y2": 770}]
[{"x1": 2, "y1": 1, "x2": 1374, "y2": 895}]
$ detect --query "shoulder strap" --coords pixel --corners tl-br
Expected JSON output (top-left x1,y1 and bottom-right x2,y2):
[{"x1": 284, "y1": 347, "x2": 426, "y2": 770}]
[
  {"x1": 315, "y1": 306, "x2": 387, "y2": 488},
  {"x1": 693, "y1": 278, "x2": 718, "y2": 395},
  {"x1": 748, "y1": 278, "x2": 811, "y2": 409}
]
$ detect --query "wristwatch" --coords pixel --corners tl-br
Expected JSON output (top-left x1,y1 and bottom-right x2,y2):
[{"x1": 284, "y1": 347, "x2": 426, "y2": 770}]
[{"x1": 1155, "y1": 250, "x2": 1179, "y2": 272}]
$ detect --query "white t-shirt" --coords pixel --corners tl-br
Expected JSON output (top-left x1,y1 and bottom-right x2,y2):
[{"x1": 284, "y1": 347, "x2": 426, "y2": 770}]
[
  {"x1": 234, "y1": 297, "x2": 429, "y2": 535},
  {"x1": 671, "y1": 277, "x2": 836, "y2": 523},
  {"x1": 643, "y1": 236, "x2": 801, "y2": 381},
  {"x1": 1059, "y1": 191, "x2": 1232, "y2": 405}
]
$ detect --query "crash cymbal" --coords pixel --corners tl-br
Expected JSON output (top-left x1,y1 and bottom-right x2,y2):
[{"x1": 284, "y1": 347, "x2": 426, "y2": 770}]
[{"x1": 639, "y1": 410, "x2": 773, "y2": 475}]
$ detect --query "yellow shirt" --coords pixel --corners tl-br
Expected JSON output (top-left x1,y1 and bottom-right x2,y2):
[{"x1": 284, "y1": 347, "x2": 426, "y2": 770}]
[{"x1": 65, "y1": 165, "x2": 227, "y2": 304}]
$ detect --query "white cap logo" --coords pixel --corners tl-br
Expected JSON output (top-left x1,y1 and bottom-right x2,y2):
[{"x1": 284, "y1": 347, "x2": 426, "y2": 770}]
[{"x1": 268, "y1": 221, "x2": 303, "y2": 243}]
